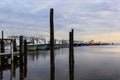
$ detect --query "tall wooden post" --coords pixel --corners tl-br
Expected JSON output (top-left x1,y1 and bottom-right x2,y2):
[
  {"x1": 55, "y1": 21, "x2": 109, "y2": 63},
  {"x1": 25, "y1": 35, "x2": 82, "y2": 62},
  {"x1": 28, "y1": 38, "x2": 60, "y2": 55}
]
[
  {"x1": 13, "y1": 39, "x2": 17, "y2": 52},
  {"x1": 19, "y1": 36, "x2": 24, "y2": 80},
  {"x1": 1, "y1": 31, "x2": 4, "y2": 53},
  {"x1": 69, "y1": 29, "x2": 74, "y2": 80},
  {"x1": 1, "y1": 31, "x2": 4, "y2": 66},
  {"x1": 71, "y1": 29, "x2": 74, "y2": 60},
  {"x1": 69, "y1": 32, "x2": 72, "y2": 62},
  {"x1": 50, "y1": 8, "x2": 55, "y2": 80},
  {"x1": 24, "y1": 39, "x2": 27, "y2": 78},
  {"x1": 24, "y1": 39, "x2": 27, "y2": 64}
]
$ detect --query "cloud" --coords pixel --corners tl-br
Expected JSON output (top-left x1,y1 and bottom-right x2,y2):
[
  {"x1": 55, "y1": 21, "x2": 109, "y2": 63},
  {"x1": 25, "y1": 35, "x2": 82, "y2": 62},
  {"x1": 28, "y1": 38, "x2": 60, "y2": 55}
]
[{"x1": 0, "y1": 0, "x2": 120, "y2": 42}]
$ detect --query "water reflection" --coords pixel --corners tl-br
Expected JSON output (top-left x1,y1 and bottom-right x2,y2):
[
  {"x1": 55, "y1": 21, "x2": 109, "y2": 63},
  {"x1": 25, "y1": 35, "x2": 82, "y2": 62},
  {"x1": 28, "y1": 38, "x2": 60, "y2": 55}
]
[
  {"x1": 28, "y1": 50, "x2": 50, "y2": 61},
  {"x1": 69, "y1": 54, "x2": 74, "y2": 80},
  {"x1": 20, "y1": 52, "x2": 28, "y2": 80},
  {"x1": 1, "y1": 46, "x2": 120, "y2": 80},
  {"x1": 0, "y1": 55, "x2": 27, "y2": 80}
]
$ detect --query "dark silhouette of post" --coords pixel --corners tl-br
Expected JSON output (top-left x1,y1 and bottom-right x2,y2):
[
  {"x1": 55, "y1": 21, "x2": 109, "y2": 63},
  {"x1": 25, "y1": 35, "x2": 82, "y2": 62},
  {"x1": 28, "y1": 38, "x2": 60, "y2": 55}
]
[
  {"x1": 1, "y1": 31, "x2": 5, "y2": 66},
  {"x1": 0, "y1": 31, "x2": 4, "y2": 79},
  {"x1": 69, "y1": 29, "x2": 74, "y2": 80},
  {"x1": 13, "y1": 39, "x2": 17, "y2": 52},
  {"x1": 69, "y1": 32, "x2": 72, "y2": 61},
  {"x1": 50, "y1": 8, "x2": 55, "y2": 80},
  {"x1": 0, "y1": 68, "x2": 3, "y2": 80},
  {"x1": 19, "y1": 36, "x2": 24, "y2": 80},
  {"x1": 1, "y1": 31, "x2": 4, "y2": 53},
  {"x1": 71, "y1": 29, "x2": 74, "y2": 60},
  {"x1": 24, "y1": 39, "x2": 27, "y2": 77}
]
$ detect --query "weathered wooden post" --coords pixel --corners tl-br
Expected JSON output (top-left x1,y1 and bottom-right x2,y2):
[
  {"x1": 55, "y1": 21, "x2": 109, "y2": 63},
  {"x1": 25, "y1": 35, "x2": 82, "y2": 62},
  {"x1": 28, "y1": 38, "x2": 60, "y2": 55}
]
[
  {"x1": 13, "y1": 39, "x2": 17, "y2": 52},
  {"x1": 50, "y1": 8, "x2": 55, "y2": 80},
  {"x1": 1, "y1": 31, "x2": 4, "y2": 66},
  {"x1": 1, "y1": 31, "x2": 4, "y2": 53},
  {"x1": 24, "y1": 39, "x2": 27, "y2": 64},
  {"x1": 19, "y1": 36, "x2": 24, "y2": 80},
  {"x1": 13, "y1": 38, "x2": 18, "y2": 67},
  {"x1": 24, "y1": 39, "x2": 27, "y2": 77},
  {"x1": 71, "y1": 29, "x2": 74, "y2": 60},
  {"x1": 0, "y1": 31, "x2": 3, "y2": 79},
  {"x1": 69, "y1": 32, "x2": 72, "y2": 62},
  {"x1": 69, "y1": 29, "x2": 74, "y2": 80}
]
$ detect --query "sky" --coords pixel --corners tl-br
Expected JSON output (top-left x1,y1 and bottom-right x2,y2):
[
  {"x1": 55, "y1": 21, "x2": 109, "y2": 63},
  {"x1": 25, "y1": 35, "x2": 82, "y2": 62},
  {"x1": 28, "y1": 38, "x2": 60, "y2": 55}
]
[{"x1": 0, "y1": 0, "x2": 120, "y2": 42}]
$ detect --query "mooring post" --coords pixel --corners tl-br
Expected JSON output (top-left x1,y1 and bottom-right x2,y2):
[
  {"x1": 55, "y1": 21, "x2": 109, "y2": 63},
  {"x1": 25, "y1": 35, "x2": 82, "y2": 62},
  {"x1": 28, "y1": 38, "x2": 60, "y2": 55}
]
[
  {"x1": 71, "y1": 29, "x2": 74, "y2": 60},
  {"x1": 50, "y1": 8, "x2": 55, "y2": 80},
  {"x1": 69, "y1": 32, "x2": 72, "y2": 63},
  {"x1": 19, "y1": 36, "x2": 24, "y2": 80},
  {"x1": 24, "y1": 39, "x2": 27, "y2": 64},
  {"x1": 24, "y1": 39, "x2": 27, "y2": 77},
  {"x1": 69, "y1": 29, "x2": 74, "y2": 80},
  {"x1": 13, "y1": 39, "x2": 17, "y2": 52},
  {"x1": 1, "y1": 31, "x2": 4, "y2": 66},
  {"x1": 1, "y1": 30, "x2": 4, "y2": 53}
]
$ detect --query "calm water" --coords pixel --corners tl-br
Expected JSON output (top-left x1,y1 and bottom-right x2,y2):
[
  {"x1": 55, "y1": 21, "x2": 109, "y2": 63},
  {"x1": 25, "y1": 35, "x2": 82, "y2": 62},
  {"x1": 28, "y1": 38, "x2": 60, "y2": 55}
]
[{"x1": 1, "y1": 45, "x2": 120, "y2": 80}]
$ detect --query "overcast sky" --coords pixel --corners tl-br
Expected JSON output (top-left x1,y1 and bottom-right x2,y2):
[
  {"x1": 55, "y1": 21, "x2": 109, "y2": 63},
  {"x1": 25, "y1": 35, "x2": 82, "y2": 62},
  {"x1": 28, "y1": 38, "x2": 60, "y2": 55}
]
[{"x1": 0, "y1": 0, "x2": 120, "y2": 42}]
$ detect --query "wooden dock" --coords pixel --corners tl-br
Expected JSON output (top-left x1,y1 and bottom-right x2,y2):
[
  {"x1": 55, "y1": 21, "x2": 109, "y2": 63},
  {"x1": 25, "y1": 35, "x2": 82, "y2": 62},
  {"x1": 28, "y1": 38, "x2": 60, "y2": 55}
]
[{"x1": 0, "y1": 52, "x2": 19, "y2": 57}]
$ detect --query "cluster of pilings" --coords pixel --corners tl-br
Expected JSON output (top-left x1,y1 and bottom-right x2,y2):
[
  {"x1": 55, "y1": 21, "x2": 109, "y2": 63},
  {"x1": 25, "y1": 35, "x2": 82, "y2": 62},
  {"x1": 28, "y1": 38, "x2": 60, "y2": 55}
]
[
  {"x1": 0, "y1": 34, "x2": 28, "y2": 80},
  {"x1": 50, "y1": 8, "x2": 74, "y2": 80}
]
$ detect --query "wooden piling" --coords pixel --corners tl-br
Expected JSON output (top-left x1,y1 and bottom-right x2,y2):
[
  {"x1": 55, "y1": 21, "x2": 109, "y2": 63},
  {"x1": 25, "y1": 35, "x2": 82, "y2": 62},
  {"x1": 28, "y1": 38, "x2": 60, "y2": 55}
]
[
  {"x1": 71, "y1": 29, "x2": 74, "y2": 60},
  {"x1": 69, "y1": 32, "x2": 72, "y2": 62},
  {"x1": 19, "y1": 36, "x2": 24, "y2": 80},
  {"x1": 19, "y1": 36, "x2": 23, "y2": 63},
  {"x1": 1, "y1": 31, "x2": 4, "y2": 66},
  {"x1": 24, "y1": 39, "x2": 27, "y2": 63},
  {"x1": 50, "y1": 8, "x2": 55, "y2": 80},
  {"x1": 1, "y1": 31, "x2": 4, "y2": 53},
  {"x1": 13, "y1": 39, "x2": 17, "y2": 52},
  {"x1": 69, "y1": 29, "x2": 74, "y2": 80},
  {"x1": 24, "y1": 39, "x2": 27, "y2": 77}
]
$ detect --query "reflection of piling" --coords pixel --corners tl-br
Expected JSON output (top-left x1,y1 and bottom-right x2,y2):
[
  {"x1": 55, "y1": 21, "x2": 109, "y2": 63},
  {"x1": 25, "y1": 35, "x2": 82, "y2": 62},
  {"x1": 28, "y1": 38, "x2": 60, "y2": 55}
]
[
  {"x1": 0, "y1": 68, "x2": 3, "y2": 79},
  {"x1": 69, "y1": 59, "x2": 74, "y2": 80},
  {"x1": 10, "y1": 56, "x2": 14, "y2": 80},
  {"x1": 50, "y1": 8, "x2": 55, "y2": 80},
  {"x1": 19, "y1": 36, "x2": 24, "y2": 80},
  {"x1": 69, "y1": 29, "x2": 74, "y2": 80}
]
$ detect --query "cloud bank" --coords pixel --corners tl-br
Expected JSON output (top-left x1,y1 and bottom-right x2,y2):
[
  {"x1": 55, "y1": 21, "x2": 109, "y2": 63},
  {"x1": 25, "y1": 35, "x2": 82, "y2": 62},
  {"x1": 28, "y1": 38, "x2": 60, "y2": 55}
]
[{"x1": 0, "y1": 0, "x2": 120, "y2": 42}]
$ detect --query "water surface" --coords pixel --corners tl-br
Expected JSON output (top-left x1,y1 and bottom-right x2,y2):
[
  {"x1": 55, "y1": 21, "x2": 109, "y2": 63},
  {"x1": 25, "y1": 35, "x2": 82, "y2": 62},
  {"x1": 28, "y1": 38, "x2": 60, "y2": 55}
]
[{"x1": 1, "y1": 45, "x2": 120, "y2": 80}]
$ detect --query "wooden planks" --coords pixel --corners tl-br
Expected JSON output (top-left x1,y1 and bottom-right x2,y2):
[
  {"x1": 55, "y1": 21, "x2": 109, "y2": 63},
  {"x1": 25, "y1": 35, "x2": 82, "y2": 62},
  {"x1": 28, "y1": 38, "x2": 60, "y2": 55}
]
[{"x1": 0, "y1": 52, "x2": 19, "y2": 57}]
